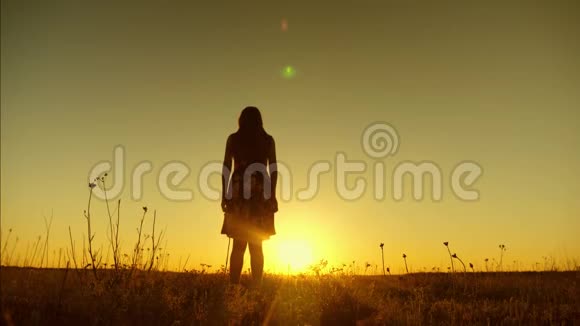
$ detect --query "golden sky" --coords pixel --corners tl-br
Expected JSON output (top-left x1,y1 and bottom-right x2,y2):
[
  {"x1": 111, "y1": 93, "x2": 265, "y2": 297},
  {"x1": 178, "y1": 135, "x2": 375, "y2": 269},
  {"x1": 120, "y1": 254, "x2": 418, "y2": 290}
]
[{"x1": 1, "y1": 1, "x2": 579, "y2": 273}]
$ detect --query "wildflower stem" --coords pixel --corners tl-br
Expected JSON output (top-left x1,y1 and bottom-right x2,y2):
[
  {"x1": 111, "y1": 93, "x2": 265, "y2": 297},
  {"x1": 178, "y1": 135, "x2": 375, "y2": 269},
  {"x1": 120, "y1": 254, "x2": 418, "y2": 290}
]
[
  {"x1": 68, "y1": 226, "x2": 78, "y2": 269},
  {"x1": 225, "y1": 237, "x2": 231, "y2": 273},
  {"x1": 84, "y1": 187, "x2": 98, "y2": 279},
  {"x1": 446, "y1": 246, "x2": 455, "y2": 272},
  {"x1": 132, "y1": 209, "x2": 147, "y2": 269},
  {"x1": 456, "y1": 256, "x2": 467, "y2": 272},
  {"x1": 102, "y1": 178, "x2": 120, "y2": 270},
  {"x1": 1, "y1": 229, "x2": 12, "y2": 265},
  {"x1": 380, "y1": 243, "x2": 385, "y2": 276},
  {"x1": 148, "y1": 210, "x2": 159, "y2": 271}
]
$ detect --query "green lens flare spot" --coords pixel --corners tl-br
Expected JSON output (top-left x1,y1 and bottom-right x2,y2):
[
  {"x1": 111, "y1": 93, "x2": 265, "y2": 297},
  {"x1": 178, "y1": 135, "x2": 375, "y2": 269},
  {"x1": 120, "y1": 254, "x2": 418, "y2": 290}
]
[{"x1": 282, "y1": 66, "x2": 297, "y2": 79}]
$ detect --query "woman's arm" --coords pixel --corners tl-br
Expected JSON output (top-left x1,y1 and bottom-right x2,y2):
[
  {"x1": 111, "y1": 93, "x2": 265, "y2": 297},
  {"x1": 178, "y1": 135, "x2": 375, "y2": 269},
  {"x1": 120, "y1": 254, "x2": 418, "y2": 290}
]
[
  {"x1": 268, "y1": 136, "x2": 277, "y2": 200},
  {"x1": 221, "y1": 135, "x2": 233, "y2": 210}
]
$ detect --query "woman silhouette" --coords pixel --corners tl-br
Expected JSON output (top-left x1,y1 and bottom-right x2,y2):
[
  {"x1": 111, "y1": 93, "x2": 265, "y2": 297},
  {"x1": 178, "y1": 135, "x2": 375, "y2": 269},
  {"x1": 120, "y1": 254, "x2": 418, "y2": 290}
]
[{"x1": 221, "y1": 106, "x2": 278, "y2": 285}]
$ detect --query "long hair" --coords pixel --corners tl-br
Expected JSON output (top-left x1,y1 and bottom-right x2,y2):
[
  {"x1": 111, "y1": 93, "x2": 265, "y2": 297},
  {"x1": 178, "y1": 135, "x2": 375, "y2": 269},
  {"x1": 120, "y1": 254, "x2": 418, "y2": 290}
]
[
  {"x1": 235, "y1": 106, "x2": 269, "y2": 161},
  {"x1": 238, "y1": 106, "x2": 266, "y2": 136}
]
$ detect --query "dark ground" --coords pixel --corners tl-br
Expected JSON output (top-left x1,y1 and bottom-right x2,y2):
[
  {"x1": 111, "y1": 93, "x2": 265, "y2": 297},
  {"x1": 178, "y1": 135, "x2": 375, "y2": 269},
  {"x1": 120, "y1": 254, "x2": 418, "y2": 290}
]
[{"x1": 1, "y1": 267, "x2": 578, "y2": 325}]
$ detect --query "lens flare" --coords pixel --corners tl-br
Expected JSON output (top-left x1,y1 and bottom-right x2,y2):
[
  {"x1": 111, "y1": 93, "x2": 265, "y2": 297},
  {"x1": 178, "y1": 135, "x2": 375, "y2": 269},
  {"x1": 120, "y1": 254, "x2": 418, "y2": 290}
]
[{"x1": 282, "y1": 65, "x2": 296, "y2": 79}]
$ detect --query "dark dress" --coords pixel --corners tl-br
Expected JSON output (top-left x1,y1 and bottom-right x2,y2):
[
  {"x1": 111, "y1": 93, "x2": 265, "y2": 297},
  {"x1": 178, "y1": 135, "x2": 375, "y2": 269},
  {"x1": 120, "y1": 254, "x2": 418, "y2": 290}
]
[{"x1": 221, "y1": 131, "x2": 277, "y2": 243}]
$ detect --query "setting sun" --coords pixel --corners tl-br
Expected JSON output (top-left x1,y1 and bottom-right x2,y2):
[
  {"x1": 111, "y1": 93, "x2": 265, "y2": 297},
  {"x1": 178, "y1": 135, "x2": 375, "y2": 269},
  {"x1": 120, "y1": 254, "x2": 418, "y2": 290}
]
[{"x1": 274, "y1": 239, "x2": 314, "y2": 273}]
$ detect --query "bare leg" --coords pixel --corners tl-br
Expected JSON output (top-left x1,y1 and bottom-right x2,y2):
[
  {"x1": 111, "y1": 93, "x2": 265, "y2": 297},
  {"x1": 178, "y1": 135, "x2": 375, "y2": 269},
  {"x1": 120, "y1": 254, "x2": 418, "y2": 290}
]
[
  {"x1": 248, "y1": 241, "x2": 264, "y2": 285},
  {"x1": 230, "y1": 239, "x2": 247, "y2": 284}
]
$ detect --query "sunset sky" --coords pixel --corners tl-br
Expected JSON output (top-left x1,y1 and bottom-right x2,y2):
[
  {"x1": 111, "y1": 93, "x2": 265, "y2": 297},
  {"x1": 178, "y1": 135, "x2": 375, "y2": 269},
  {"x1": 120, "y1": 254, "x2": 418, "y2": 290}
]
[{"x1": 1, "y1": 1, "x2": 579, "y2": 273}]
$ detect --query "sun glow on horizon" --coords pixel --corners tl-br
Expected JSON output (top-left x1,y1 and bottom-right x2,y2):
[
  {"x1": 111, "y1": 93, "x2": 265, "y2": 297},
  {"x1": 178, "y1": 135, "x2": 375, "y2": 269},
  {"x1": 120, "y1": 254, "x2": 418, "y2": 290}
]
[{"x1": 274, "y1": 238, "x2": 314, "y2": 273}]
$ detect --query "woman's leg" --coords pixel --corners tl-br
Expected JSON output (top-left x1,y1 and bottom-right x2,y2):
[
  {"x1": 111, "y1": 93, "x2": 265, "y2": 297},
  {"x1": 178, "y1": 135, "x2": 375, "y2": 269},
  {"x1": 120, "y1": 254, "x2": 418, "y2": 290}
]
[
  {"x1": 230, "y1": 239, "x2": 247, "y2": 284},
  {"x1": 248, "y1": 241, "x2": 264, "y2": 285}
]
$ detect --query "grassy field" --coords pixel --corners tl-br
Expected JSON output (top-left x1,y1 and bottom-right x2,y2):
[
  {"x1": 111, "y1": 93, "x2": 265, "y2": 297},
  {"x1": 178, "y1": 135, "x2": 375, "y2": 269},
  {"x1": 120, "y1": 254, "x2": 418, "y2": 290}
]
[{"x1": 1, "y1": 267, "x2": 578, "y2": 325}]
